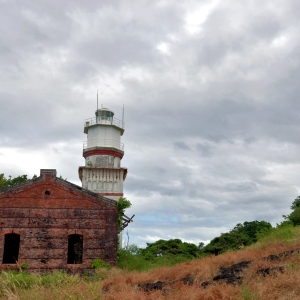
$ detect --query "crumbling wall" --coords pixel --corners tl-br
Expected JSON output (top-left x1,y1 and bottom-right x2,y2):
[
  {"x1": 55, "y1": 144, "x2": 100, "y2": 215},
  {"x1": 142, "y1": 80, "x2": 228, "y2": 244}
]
[{"x1": 0, "y1": 173, "x2": 118, "y2": 273}]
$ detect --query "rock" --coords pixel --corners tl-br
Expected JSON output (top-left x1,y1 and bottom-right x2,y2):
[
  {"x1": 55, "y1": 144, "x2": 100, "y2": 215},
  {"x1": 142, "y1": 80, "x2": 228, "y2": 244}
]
[
  {"x1": 138, "y1": 281, "x2": 167, "y2": 292},
  {"x1": 213, "y1": 260, "x2": 251, "y2": 284},
  {"x1": 138, "y1": 275, "x2": 195, "y2": 292},
  {"x1": 264, "y1": 249, "x2": 300, "y2": 262},
  {"x1": 256, "y1": 266, "x2": 284, "y2": 276},
  {"x1": 181, "y1": 275, "x2": 194, "y2": 285},
  {"x1": 200, "y1": 281, "x2": 212, "y2": 289}
]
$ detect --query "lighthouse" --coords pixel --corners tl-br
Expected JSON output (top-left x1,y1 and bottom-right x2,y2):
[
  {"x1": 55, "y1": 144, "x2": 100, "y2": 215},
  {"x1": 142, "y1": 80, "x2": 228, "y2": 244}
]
[{"x1": 78, "y1": 106, "x2": 127, "y2": 200}]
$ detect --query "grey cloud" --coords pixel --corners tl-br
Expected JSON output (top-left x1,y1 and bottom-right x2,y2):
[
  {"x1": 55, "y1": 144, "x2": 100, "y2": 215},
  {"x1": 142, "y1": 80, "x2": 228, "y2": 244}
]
[
  {"x1": 224, "y1": 181, "x2": 258, "y2": 193},
  {"x1": 174, "y1": 141, "x2": 190, "y2": 150},
  {"x1": 196, "y1": 142, "x2": 212, "y2": 156},
  {"x1": 1, "y1": 0, "x2": 300, "y2": 247}
]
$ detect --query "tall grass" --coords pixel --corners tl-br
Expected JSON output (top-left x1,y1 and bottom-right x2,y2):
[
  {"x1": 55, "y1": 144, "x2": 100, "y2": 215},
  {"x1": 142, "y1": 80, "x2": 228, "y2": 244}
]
[
  {"x1": 0, "y1": 271, "x2": 103, "y2": 300},
  {"x1": 3, "y1": 225, "x2": 300, "y2": 299},
  {"x1": 256, "y1": 223, "x2": 300, "y2": 245},
  {"x1": 117, "y1": 249, "x2": 193, "y2": 272},
  {"x1": 102, "y1": 226, "x2": 300, "y2": 299}
]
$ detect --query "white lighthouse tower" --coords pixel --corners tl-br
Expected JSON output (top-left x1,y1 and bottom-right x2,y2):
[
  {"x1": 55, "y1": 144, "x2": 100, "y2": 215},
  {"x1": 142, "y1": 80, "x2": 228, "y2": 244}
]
[{"x1": 78, "y1": 106, "x2": 127, "y2": 200}]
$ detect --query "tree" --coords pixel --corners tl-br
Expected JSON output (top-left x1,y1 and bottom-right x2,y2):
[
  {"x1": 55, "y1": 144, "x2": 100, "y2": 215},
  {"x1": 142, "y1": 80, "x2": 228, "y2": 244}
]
[
  {"x1": 0, "y1": 174, "x2": 31, "y2": 190},
  {"x1": 283, "y1": 196, "x2": 300, "y2": 226},
  {"x1": 203, "y1": 220, "x2": 272, "y2": 255},
  {"x1": 141, "y1": 239, "x2": 201, "y2": 259},
  {"x1": 291, "y1": 196, "x2": 300, "y2": 210},
  {"x1": 0, "y1": 173, "x2": 65, "y2": 191},
  {"x1": 285, "y1": 196, "x2": 300, "y2": 225},
  {"x1": 288, "y1": 209, "x2": 300, "y2": 226},
  {"x1": 0, "y1": 174, "x2": 6, "y2": 190},
  {"x1": 116, "y1": 197, "x2": 132, "y2": 232},
  {"x1": 198, "y1": 242, "x2": 205, "y2": 250},
  {"x1": 203, "y1": 231, "x2": 250, "y2": 255},
  {"x1": 231, "y1": 220, "x2": 272, "y2": 241}
]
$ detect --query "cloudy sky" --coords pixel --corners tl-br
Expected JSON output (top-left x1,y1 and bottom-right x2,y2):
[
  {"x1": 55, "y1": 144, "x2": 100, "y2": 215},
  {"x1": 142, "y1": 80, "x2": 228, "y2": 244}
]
[{"x1": 1, "y1": 0, "x2": 300, "y2": 247}]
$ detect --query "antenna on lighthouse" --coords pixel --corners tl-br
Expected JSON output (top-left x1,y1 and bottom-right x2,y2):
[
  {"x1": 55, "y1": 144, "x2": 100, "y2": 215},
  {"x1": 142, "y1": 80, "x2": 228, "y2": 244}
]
[
  {"x1": 122, "y1": 104, "x2": 124, "y2": 128},
  {"x1": 97, "y1": 90, "x2": 98, "y2": 110}
]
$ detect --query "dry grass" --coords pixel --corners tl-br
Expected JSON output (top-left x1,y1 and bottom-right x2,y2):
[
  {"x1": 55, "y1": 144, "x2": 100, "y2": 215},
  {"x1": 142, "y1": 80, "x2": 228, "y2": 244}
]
[
  {"x1": 102, "y1": 240, "x2": 300, "y2": 299},
  {"x1": 0, "y1": 268, "x2": 122, "y2": 300},
  {"x1": 2, "y1": 233, "x2": 300, "y2": 299}
]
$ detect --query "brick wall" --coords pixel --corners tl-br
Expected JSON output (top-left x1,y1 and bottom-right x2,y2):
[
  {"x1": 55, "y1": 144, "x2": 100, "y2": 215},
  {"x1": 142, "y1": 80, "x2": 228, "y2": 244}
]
[{"x1": 0, "y1": 170, "x2": 118, "y2": 273}]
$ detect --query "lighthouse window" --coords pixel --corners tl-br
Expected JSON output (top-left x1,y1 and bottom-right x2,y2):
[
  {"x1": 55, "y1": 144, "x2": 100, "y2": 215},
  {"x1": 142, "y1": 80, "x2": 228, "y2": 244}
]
[{"x1": 97, "y1": 110, "x2": 113, "y2": 122}]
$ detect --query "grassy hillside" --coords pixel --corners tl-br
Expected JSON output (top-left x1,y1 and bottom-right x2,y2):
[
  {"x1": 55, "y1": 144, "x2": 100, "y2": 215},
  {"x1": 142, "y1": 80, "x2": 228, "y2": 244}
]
[
  {"x1": 1, "y1": 224, "x2": 300, "y2": 299},
  {"x1": 102, "y1": 225, "x2": 300, "y2": 299}
]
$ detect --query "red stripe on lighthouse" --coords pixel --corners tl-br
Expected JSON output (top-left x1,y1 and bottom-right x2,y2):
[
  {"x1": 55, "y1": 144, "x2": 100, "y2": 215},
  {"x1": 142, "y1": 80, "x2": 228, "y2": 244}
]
[{"x1": 83, "y1": 149, "x2": 124, "y2": 159}]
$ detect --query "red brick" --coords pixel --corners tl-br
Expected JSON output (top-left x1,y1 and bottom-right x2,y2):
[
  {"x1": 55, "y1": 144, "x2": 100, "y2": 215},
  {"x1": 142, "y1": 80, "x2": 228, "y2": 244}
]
[{"x1": 0, "y1": 169, "x2": 118, "y2": 273}]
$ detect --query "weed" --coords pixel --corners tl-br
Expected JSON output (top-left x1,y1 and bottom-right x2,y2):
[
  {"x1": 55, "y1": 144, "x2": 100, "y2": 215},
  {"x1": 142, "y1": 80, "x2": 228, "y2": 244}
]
[
  {"x1": 257, "y1": 223, "x2": 298, "y2": 245},
  {"x1": 241, "y1": 282, "x2": 255, "y2": 300},
  {"x1": 20, "y1": 262, "x2": 28, "y2": 270},
  {"x1": 91, "y1": 258, "x2": 112, "y2": 270}
]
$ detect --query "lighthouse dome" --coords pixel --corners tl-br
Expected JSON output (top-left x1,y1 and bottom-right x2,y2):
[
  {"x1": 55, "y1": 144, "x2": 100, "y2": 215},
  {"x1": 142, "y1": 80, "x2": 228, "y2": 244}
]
[{"x1": 95, "y1": 108, "x2": 114, "y2": 123}]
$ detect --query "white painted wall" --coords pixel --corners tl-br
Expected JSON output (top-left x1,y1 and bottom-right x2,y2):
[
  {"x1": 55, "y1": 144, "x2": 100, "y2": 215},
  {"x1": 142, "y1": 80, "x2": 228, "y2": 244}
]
[
  {"x1": 87, "y1": 125, "x2": 121, "y2": 148},
  {"x1": 85, "y1": 155, "x2": 120, "y2": 168}
]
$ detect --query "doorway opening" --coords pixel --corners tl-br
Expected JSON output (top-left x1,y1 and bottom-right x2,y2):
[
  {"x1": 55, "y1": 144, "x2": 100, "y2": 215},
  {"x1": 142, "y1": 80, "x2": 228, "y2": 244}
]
[
  {"x1": 67, "y1": 234, "x2": 83, "y2": 264},
  {"x1": 2, "y1": 233, "x2": 20, "y2": 264}
]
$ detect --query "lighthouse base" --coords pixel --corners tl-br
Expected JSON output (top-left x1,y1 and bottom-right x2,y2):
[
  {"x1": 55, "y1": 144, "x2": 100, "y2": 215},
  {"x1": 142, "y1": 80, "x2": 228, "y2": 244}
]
[{"x1": 78, "y1": 166, "x2": 127, "y2": 201}]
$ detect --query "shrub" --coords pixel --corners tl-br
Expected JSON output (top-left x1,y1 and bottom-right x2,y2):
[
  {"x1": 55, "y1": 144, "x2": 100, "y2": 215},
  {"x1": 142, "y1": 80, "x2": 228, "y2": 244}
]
[{"x1": 91, "y1": 258, "x2": 111, "y2": 269}]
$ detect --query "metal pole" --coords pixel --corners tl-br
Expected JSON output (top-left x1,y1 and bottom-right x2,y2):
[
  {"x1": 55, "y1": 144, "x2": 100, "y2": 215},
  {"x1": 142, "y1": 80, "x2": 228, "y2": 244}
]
[{"x1": 122, "y1": 104, "x2": 124, "y2": 128}]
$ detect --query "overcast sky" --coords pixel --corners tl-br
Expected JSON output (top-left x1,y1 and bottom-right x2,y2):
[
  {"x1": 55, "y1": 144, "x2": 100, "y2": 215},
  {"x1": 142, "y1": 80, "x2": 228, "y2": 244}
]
[{"x1": 1, "y1": 0, "x2": 300, "y2": 247}]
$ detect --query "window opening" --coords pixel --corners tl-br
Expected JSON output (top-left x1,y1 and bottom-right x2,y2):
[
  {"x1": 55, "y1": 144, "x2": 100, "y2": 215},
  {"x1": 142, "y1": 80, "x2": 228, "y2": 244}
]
[
  {"x1": 44, "y1": 190, "x2": 51, "y2": 199},
  {"x1": 2, "y1": 233, "x2": 20, "y2": 264},
  {"x1": 67, "y1": 234, "x2": 83, "y2": 264}
]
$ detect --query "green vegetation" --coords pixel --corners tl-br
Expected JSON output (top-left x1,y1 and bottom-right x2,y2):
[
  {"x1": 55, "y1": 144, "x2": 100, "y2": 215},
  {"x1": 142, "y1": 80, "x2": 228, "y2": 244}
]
[
  {"x1": 282, "y1": 196, "x2": 300, "y2": 226},
  {"x1": 0, "y1": 271, "x2": 85, "y2": 299},
  {"x1": 257, "y1": 222, "x2": 300, "y2": 244},
  {"x1": 117, "y1": 247, "x2": 192, "y2": 272},
  {"x1": 141, "y1": 238, "x2": 201, "y2": 259},
  {"x1": 0, "y1": 174, "x2": 34, "y2": 190},
  {"x1": 0, "y1": 195, "x2": 299, "y2": 299},
  {"x1": 202, "y1": 220, "x2": 272, "y2": 255},
  {"x1": 2, "y1": 173, "x2": 300, "y2": 298},
  {"x1": 116, "y1": 222, "x2": 273, "y2": 271},
  {"x1": 91, "y1": 258, "x2": 111, "y2": 270},
  {"x1": 116, "y1": 197, "x2": 132, "y2": 231},
  {"x1": 20, "y1": 262, "x2": 29, "y2": 270},
  {"x1": 241, "y1": 283, "x2": 256, "y2": 300},
  {"x1": 117, "y1": 239, "x2": 203, "y2": 272},
  {"x1": 0, "y1": 173, "x2": 68, "y2": 190}
]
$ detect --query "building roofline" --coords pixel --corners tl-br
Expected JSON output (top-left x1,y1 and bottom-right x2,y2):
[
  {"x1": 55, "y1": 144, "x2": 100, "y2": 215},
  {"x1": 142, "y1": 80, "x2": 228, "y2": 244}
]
[
  {"x1": 53, "y1": 177, "x2": 117, "y2": 206},
  {"x1": 0, "y1": 169, "x2": 117, "y2": 207}
]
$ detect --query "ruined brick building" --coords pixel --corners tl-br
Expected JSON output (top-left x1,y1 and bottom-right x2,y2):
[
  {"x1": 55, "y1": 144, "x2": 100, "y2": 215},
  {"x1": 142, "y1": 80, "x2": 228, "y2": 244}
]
[
  {"x1": 0, "y1": 106, "x2": 128, "y2": 273},
  {"x1": 0, "y1": 169, "x2": 118, "y2": 273}
]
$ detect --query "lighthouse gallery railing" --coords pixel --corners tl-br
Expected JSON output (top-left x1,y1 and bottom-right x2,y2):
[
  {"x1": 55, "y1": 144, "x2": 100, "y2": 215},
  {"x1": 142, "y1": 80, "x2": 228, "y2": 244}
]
[
  {"x1": 83, "y1": 139, "x2": 124, "y2": 151},
  {"x1": 84, "y1": 116, "x2": 124, "y2": 129}
]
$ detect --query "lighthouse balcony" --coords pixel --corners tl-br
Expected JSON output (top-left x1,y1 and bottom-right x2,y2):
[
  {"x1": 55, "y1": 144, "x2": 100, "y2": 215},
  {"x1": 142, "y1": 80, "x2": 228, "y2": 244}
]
[
  {"x1": 84, "y1": 116, "x2": 124, "y2": 134},
  {"x1": 83, "y1": 139, "x2": 124, "y2": 151}
]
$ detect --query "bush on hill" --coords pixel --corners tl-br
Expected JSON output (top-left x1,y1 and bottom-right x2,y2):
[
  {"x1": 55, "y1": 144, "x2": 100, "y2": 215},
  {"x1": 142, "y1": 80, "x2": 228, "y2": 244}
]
[
  {"x1": 141, "y1": 239, "x2": 202, "y2": 259},
  {"x1": 202, "y1": 220, "x2": 272, "y2": 255}
]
